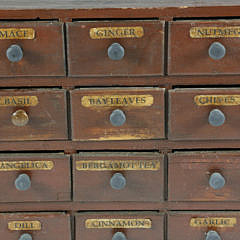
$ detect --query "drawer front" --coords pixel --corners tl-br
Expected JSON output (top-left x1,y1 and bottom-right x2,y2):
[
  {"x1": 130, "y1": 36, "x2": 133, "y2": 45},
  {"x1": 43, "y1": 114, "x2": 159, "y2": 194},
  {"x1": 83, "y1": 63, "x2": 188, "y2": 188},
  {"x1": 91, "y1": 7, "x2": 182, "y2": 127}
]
[
  {"x1": 169, "y1": 212, "x2": 240, "y2": 240},
  {"x1": 0, "y1": 89, "x2": 67, "y2": 141},
  {"x1": 0, "y1": 22, "x2": 65, "y2": 76},
  {"x1": 76, "y1": 212, "x2": 164, "y2": 240},
  {"x1": 71, "y1": 88, "x2": 165, "y2": 141},
  {"x1": 67, "y1": 21, "x2": 164, "y2": 76},
  {"x1": 169, "y1": 21, "x2": 240, "y2": 75},
  {"x1": 169, "y1": 152, "x2": 240, "y2": 201},
  {"x1": 169, "y1": 88, "x2": 240, "y2": 140},
  {"x1": 73, "y1": 152, "x2": 164, "y2": 202},
  {"x1": 0, "y1": 212, "x2": 70, "y2": 240},
  {"x1": 0, "y1": 154, "x2": 70, "y2": 202}
]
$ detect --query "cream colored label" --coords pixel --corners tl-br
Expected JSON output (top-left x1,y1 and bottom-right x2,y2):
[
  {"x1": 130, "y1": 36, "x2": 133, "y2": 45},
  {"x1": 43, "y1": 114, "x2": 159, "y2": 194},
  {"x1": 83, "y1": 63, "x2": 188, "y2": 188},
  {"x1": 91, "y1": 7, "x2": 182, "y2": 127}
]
[
  {"x1": 8, "y1": 221, "x2": 41, "y2": 231},
  {"x1": 0, "y1": 161, "x2": 54, "y2": 171},
  {"x1": 81, "y1": 95, "x2": 154, "y2": 107},
  {"x1": 190, "y1": 26, "x2": 240, "y2": 38},
  {"x1": 190, "y1": 218, "x2": 237, "y2": 227},
  {"x1": 0, "y1": 96, "x2": 38, "y2": 107},
  {"x1": 85, "y1": 219, "x2": 152, "y2": 229},
  {"x1": 194, "y1": 95, "x2": 240, "y2": 106},
  {"x1": 90, "y1": 27, "x2": 144, "y2": 39},
  {"x1": 0, "y1": 28, "x2": 35, "y2": 39},
  {"x1": 76, "y1": 160, "x2": 160, "y2": 171}
]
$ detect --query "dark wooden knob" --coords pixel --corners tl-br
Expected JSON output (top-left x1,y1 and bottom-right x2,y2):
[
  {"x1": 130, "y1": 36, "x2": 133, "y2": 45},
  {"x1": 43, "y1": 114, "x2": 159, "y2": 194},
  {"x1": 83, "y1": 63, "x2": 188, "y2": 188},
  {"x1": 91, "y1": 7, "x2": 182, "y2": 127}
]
[
  {"x1": 112, "y1": 232, "x2": 127, "y2": 240},
  {"x1": 206, "y1": 231, "x2": 221, "y2": 240},
  {"x1": 209, "y1": 172, "x2": 225, "y2": 190},
  {"x1": 15, "y1": 174, "x2": 31, "y2": 191},
  {"x1": 11, "y1": 109, "x2": 29, "y2": 127},
  {"x1": 110, "y1": 109, "x2": 126, "y2": 126},
  {"x1": 110, "y1": 173, "x2": 126, "y2": 190},
  {"x1": 208, "y1": 42, "x2": 226, "y2": 60},
  {"x1": 208, "y1": 109, "x2": 225, "y2": 127},
  {"x1": 6, "y1": 44, "x2": 23, "y2": 62},
  {"x1": 108, "y1": 43, "x2": 125, "y2": 60}
]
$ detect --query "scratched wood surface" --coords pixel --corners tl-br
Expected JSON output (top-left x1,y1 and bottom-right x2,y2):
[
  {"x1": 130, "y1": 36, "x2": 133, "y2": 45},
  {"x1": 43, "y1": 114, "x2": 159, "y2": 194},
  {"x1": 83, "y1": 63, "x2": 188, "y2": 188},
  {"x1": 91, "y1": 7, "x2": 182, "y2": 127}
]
[
  {"x1": 76, "y1": 212, "x2": 164, "y2": 240},
  {"x1": 0, "y1": 213, "x2": 71, "y2": 240}
]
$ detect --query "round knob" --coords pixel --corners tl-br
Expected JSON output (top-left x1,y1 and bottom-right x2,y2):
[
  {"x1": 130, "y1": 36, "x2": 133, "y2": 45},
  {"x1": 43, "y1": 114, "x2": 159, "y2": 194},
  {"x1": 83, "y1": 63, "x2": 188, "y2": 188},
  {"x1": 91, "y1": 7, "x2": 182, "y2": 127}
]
[
  {"x1": 208, "y1": 109, "x2": 225, "y2": 127},
  {"x1": 110, "y1": 109, "x2": 126, "y2": 127},
  {"x1": 206, "y1": 231, "x2": 221, "y2": 240},
  {"x1": 112, "y1": 232, "x2": 127, "y2": 240},
  {"x1": 110, "y1": 173, "x2": 126, "y2": 190},
  {"x1": 208, "y1": 42, "x2": 226, "y2": 60},
  {"x1": 6, "y1": 44, "x2": 23, "y2": 62},
  {"x1": 209, "y1": 172, "x2": 225, "y2": 190},
  {"x1": 108, "y1": 43, "x2": 125, "y2": 60},
  {"x1": 19, "y1": 234, "x2": 32, "y2": 240},
  {"x1": 15, "y1": 174, "x2": 31, "y2": 191},
  {"x1": 11, "y1": 109, "x2": 29, "y2": 127}
]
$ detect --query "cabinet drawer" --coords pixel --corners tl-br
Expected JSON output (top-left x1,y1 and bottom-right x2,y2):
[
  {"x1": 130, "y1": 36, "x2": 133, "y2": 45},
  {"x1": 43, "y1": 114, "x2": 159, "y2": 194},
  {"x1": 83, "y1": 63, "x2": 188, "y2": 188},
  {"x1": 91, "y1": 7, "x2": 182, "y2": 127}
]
[
  {"x1": 0, "y1": 89, "x2": 67, "y2": 141},
  {"x1": 0, "y1": 153, "x2": 70, "y2": 202},
  {"x1": 0, "y1": 22, "x2": 65, "y2": 76},
  {"x1": 71, "y1": 88, "x2": 165, "y2": 141},
  {"x1": 67, "y1": 21, "x2": 164, "y2": 76},
  {"x1": 0, "y1": 212, "x2": 70, "y2": 240},
  {"x1": 73, "y1": 152, "x2": 164, "y2": 202},
  {"x1": 169, "y1": 21, "x2": 240, "y2": 75},
  {"x1": 169, "y1": 212, "x2": 240, "y2": 240},
  {"x1": 169, "y1": 88, "x2": 240, "y2": 140},
  {"x1": 76, "y1": 212, "x2": 164, "y2": 240},
  {"x1": 169, "y1": 152, "x2": 240, "y2": 201}
]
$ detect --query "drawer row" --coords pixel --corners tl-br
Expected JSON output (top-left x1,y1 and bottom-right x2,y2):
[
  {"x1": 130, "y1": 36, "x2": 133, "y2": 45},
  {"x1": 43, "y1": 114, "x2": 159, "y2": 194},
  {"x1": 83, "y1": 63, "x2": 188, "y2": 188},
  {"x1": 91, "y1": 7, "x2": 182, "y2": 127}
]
[
  {"x1": 1, "y1": 20, "x2": 240, "y2": 76},
  {"x1": 0, "y1": 151, "x2": 240, "y2": 202},
  {"x1": 2, "y1": 87, "x2": 240, "y2": 141},
  {"x1": 1, "y1": 211, "x2": 240, "y2": 240}
]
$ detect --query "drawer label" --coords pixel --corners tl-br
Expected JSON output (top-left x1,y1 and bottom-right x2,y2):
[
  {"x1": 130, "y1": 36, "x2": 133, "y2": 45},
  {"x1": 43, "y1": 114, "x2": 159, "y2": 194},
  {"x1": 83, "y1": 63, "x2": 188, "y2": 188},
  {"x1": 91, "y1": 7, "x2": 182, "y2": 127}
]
[
  {"x1": 89, "y1": 27, "x2": 144, "y2": 39},
  {"x1": 194, "y1": 95, "x2": 240, "y2": 106},
  {"x1": 0, "y1": 161, "x2": 54, "y2": 171},
  {"x1": 85, "y1": 218, "x2": 152, "y2": 228},
  {"x1": 8, "y1": 221, "x2": 41, "y2": 230},
  {"x1": 0, "y1": 96, "x2": 39, "y2": 107},
  {"x1": 76, "y1": 160, "x2": 160, "y2": 171},
  {"x1": 81, "y1": 95, "x2": 154, "y2": 107},
  {"x1": 190, "y1": 27, "x2": 240, "y2": 38},
  {"x1": 0, "y1": 28, "x2": 35, "y2": 40},
  {"x1": 190, "y1": 218, "x2": 237, "y2": 227}
]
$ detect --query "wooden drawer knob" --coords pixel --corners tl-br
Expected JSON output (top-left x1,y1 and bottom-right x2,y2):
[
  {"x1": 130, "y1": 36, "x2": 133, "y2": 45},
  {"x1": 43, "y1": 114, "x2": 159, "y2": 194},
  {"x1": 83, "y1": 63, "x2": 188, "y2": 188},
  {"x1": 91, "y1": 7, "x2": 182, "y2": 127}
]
[
  {"x1": 19, "y1": 234, "x2": 32, "y2": 240},
  {"x1": 15, "y1": 173, "x2": 31, "y2": 191},
  {"x1": 108, "y1": 43, "x2": 125, "y2": 60},
  {"x1": 208, "y1": 42, "x2": 226, "y2": 60},
  {"x1": 110, "y1": 173, "x2": 126, "y2": 190},
  {"x1": 209, "y1": 172, "x2": 225, "y2": 190},
  {"x1": 6, "y1": 44, "x2": 23, "y2": 62},
  {"x1": 110, "y1": 109, "x2": 126, "y2": 126},
  {"x1": 208, "y1": 109, "x2": 225, "y2": 127},
  {"x1": 206, "y1": 231, "x2": 221, "y2": 240},
  {"x1": 11, "y1": 109, "x2": 29, "y2": 127},
  {"x1": 112, "y1": 232, "x2": 127, "y2": 240}
]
